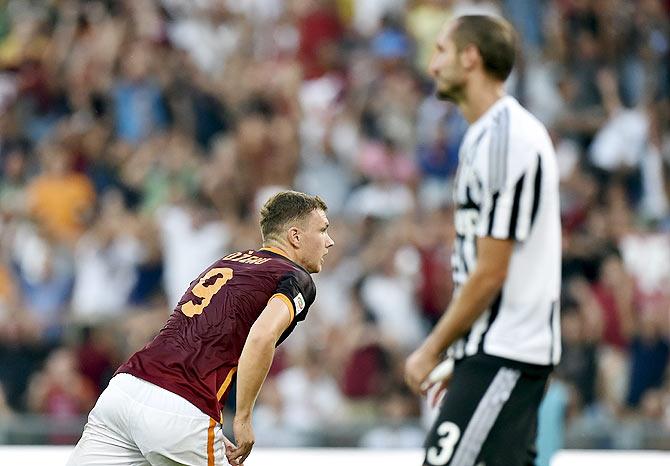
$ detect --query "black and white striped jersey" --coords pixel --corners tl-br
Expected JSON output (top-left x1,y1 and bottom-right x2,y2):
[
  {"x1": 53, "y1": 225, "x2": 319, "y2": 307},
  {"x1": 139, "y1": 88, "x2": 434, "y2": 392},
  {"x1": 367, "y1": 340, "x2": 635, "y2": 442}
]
[{"x1": 449, "y1": 96, "x2": 561, "y2": 366}]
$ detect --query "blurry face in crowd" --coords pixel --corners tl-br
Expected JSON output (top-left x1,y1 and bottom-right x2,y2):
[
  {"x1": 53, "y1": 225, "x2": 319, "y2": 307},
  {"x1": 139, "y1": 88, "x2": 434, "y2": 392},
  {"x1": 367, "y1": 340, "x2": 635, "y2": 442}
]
[
  {"x1": 43, "y1": 146, "x2": 70, "y2": 176},
  {"x1": 428, "y1": 22, "x2": 467, "y2": 102},
  {"x1": 123, "y1": 43, "x2": 151, "y2": 81},
  {"x1": 4, "y1": 150, "x2": 25, "y2": 180},
  {"x1": 237, "y1": 115, "x2": 268, "y2": 154},
  {"x1": 294, "y1": 209, "x2": 334, "y2": 273}
]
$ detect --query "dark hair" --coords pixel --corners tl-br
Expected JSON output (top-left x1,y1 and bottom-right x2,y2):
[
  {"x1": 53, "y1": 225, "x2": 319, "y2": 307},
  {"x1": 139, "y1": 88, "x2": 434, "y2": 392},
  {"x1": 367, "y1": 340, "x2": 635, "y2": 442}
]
[
  {"x1": 451, "y1": 15, "x2": 517, "y2": 82},
  {"x1": 260, "y1": 191, "x2": 327, "y2": 242}
]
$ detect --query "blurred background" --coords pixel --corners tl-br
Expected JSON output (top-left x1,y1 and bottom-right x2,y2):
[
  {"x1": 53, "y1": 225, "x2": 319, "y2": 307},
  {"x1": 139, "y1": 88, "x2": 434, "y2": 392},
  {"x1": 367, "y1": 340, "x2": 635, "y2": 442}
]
[{"x1": 0, "y1": 0, "x2": 668, "y2": 464}]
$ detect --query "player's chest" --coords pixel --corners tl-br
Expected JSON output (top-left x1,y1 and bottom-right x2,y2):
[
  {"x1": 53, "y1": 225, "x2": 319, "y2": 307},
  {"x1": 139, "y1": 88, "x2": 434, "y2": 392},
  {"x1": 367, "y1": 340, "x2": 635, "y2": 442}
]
[
  {"x1": 453, "y1": 134, "x2": 486, "y2": 211},
  {"x1": 453, "y1": 129, "x2": 490, "y2": 236}
]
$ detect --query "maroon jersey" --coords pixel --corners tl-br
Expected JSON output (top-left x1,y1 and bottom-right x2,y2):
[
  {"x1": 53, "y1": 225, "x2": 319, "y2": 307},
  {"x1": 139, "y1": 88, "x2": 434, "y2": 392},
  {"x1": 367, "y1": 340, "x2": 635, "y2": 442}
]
[{"x1": 116, "y1": 247, "x2": 316, "y2": 421}]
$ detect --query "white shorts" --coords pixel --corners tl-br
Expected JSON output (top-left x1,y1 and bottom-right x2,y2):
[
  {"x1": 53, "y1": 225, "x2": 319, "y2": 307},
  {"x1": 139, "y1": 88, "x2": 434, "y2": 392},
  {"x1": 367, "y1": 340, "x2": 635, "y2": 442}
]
[{"x1": 67, "y1": 373, "x2": 227, "y2": 466}]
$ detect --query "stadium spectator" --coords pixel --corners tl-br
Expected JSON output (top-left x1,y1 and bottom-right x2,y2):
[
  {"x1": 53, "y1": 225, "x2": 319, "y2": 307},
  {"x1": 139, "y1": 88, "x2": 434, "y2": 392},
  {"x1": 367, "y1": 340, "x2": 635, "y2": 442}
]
[{"x1": 0, "y1": 0, "x2": 667, "y2": 452}]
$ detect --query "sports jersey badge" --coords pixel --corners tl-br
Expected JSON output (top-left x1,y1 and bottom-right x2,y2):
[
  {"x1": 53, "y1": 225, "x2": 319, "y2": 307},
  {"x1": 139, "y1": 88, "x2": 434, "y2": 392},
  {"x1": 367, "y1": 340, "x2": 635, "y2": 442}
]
[{"x1": 294, "y1": 293, "x2": 305, "y2": 313}]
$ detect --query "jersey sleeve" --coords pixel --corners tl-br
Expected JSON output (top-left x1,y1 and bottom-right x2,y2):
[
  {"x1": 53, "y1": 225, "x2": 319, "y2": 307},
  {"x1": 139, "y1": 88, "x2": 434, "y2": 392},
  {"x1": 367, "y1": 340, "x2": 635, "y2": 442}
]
[
  {"x1": 475, "y1": 115, "x2": 544, "y2": 242},
  {"x1": 271, "y1": 270, "x2": 316, "y2": 323}
]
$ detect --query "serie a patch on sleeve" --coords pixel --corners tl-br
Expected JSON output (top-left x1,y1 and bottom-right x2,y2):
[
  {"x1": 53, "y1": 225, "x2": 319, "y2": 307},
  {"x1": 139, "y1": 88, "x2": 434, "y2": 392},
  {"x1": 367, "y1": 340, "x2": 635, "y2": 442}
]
[{"x1": 293, "y1": 293, "x2": 305, "y2": 313}]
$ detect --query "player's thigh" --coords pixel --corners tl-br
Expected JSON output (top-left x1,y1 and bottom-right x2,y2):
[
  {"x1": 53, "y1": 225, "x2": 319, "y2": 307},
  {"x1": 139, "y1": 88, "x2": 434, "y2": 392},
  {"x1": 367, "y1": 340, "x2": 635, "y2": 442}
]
[
  {"x1": 136, "y1": 409, "x2": 225, "y2": 466},
  {"x1": 68, "y1": 430, "x2": 150, "y2": 466},
  {"x1": 66, "y1": 386, "x2": 148, "y2": 466},
  {"x1": 477, "y1": 373, "x2": 548, "y2": 466},
  {"x1": 423, "y1": 359, "x2": 503, "y2": 466},
  {"x1": 424, "y1": 359, "x2": 535, "y2": 466}
]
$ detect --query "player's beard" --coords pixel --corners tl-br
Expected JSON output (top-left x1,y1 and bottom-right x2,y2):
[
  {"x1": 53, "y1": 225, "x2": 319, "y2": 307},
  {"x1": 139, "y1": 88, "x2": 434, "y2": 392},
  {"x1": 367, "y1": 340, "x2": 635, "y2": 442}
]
[{"x1": 435, "y1": 80, "x2": 465, "y2": 103}]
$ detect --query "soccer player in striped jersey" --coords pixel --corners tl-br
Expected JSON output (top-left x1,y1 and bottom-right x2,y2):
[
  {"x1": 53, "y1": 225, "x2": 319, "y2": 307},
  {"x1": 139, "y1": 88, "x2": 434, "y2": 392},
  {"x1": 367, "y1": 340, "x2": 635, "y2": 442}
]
[
  {"x1": 68, "y1": 191, "x2": 334, "y2": 466},
  {"x1": 405, "y1": 15, "x2": 561, "y2": 466}
]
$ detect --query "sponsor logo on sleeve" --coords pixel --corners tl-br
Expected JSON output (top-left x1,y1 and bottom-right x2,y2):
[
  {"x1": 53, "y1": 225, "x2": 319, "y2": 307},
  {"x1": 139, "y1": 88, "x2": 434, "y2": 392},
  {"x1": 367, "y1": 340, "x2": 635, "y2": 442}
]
[{"x1": 294, "y1": 293, "x2": 305, "y2": 313}]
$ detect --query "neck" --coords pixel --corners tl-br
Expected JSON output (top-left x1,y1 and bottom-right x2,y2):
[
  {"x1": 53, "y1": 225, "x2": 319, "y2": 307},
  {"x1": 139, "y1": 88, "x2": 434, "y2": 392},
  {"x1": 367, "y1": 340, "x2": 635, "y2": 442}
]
[
  {"x1": 459, "y1": 76, "x2": 506, "y2": 124},
  {"x1": 262, "y1": 241, "x2": 302, "y2": 266}
]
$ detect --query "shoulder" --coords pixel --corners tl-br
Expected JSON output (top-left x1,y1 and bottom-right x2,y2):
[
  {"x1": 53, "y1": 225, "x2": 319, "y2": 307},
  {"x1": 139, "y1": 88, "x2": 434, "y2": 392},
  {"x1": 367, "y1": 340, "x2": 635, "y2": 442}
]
[
  {"x1": 473, "y1": 100, "x2": 550, "y2": 190},
  {"x1": 479, "y1": 98, "x2": 549, "y2": 147},
  {"x1": 494, "y1": 99, "x2": 550, "y2": 153},
  {"x1": 274, "y1": 266, "x2": 316, "y2": 318},
  {"x1": 285, "y1": 266, "x2": 316, "y2": 298}
]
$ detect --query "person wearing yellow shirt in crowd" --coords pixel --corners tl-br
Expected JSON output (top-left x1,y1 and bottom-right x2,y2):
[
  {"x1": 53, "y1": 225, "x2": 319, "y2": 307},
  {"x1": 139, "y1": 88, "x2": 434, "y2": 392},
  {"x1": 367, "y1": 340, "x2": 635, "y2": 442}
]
[
  {"x1": 406, "y1": 0, "x2": 453, "y2": 71},
  {"x1": 26, "y1": 143, "x2": 96, "y2": 246}
]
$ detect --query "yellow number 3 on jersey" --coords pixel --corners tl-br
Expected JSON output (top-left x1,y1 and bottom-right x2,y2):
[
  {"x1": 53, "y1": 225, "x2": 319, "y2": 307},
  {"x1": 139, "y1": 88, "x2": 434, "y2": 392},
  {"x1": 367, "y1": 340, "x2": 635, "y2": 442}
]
[{"x1": 181, "y1": 268, "x2": 234, "y2": 317}]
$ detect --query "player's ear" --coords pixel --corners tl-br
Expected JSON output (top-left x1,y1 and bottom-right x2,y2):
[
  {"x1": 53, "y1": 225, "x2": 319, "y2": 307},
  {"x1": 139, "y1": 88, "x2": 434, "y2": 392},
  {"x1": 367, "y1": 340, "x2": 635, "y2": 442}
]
[
  {"x1": 287, "y1": 226, "x2": 301, "y2": 248},
  {"x1": 460, "y1": 43, "x2": 479, "y2": 70}
]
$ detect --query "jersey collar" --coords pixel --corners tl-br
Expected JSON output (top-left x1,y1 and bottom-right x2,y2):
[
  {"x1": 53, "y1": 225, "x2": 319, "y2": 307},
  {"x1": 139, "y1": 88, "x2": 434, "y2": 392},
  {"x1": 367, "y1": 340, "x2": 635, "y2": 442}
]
[
  {"x1": 259, "y1": 246, "x2": 311, "y2": 274},
  {"x1": 468, "y1": 95, "x2": 516, "y2": 134},
  {"x1": 259, "y1": 246, "x2": 290, "y2": 258}
]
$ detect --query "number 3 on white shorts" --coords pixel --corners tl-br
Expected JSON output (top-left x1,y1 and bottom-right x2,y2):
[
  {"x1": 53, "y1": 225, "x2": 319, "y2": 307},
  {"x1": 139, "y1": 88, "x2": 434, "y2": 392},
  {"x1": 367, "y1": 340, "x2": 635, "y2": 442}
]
[{"x1": 426, "y1": 421, "x2": 461, "y2": 466}]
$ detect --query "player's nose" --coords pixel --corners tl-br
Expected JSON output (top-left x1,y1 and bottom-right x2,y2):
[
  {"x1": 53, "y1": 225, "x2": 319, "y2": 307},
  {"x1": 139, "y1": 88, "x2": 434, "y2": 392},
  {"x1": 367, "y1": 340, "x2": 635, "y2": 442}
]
[
  {"x1": 427, "y1": 52, "x2": 439, "y2": 78},
  {"x1": 428, "y1": 61, "x2": 437, "y2": 78}
]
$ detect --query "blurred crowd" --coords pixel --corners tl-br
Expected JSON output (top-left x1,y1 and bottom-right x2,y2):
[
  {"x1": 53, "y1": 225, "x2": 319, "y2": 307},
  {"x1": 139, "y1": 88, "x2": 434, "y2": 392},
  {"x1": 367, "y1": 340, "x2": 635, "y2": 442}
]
[{"x1": 0, "y1": 0, "x2": 668, "y2": 456}]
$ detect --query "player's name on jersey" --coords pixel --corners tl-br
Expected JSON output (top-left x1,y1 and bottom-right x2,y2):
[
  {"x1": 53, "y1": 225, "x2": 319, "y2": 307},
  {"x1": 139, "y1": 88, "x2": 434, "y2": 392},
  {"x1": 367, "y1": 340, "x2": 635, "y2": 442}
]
[{"x1": 223, "y1": 251, "x2": 271, "y2": 265}]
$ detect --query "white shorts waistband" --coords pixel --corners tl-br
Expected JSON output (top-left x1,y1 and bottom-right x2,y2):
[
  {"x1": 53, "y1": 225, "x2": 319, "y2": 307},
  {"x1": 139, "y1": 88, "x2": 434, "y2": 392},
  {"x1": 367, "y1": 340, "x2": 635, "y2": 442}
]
[{"x1": 111, "y1": 373, "x2": 206, "y2": 419}]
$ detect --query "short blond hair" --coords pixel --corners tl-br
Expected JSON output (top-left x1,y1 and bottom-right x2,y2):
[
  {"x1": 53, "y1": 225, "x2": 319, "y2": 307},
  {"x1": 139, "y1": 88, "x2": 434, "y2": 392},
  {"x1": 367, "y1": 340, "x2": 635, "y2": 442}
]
[{"x1": 259, "y1": 191, "x2": 327, "y2": 242}]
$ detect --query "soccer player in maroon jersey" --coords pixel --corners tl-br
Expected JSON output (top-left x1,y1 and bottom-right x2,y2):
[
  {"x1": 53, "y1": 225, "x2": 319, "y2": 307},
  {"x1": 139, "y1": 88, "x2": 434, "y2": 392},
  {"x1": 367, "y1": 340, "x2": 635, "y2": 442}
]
[{"x1": 67, "y1": 191, "x2": 334, "y2": 466}]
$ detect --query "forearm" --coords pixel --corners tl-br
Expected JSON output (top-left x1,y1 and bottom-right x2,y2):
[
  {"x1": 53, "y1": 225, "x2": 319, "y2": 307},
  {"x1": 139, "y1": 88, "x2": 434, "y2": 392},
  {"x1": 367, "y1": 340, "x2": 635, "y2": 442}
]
[
  {"x1": 421, "y1": 271, "x2": 504, "y2": 356},
  {"x1": 235, "y1": 333, "x2": 275, "y2": 420}
]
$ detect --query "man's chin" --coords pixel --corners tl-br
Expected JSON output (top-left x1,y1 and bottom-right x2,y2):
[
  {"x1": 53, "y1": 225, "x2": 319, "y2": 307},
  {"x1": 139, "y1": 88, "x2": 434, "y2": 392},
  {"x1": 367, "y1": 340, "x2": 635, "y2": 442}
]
[{"x1": 436, "y1": 89, "x2": 456, "y2": 102}]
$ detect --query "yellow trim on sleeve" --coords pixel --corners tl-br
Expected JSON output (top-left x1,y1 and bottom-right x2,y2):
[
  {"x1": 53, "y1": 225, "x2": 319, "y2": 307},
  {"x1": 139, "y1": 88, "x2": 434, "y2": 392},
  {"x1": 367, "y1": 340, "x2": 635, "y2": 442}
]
[
  {"x1": 216, "y1": 367, "x2": 237, "y2": 401},
  {"x1": 270, "y1": 293, "x2": 295, "y2": 323}
]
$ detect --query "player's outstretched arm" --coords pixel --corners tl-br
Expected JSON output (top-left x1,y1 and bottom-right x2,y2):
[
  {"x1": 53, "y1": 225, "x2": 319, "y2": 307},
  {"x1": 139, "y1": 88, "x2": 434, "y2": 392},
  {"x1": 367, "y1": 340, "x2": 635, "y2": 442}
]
[
  {"x1": 229, "y1": 296, "x2": 293, "y2": 465},
  {"x1": 405, "y1": 237, "x2": 513, "y2": 394}
]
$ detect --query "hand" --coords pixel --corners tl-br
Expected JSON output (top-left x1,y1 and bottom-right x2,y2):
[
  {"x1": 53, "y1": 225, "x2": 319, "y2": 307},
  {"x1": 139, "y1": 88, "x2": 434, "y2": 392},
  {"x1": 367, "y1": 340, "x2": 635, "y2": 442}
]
[
  {"x1": 223, "y1": 435, "x2": 237, "y2": 466},
  {"x1": 227, "y1": 415, "x2": 254, "y2": 465},
  {"x1": 426, "y1": 376, "x2": 452, "y2": 409},
  {"x1": 404, "y1": 346, "x2": 440, "y2": 395}
]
